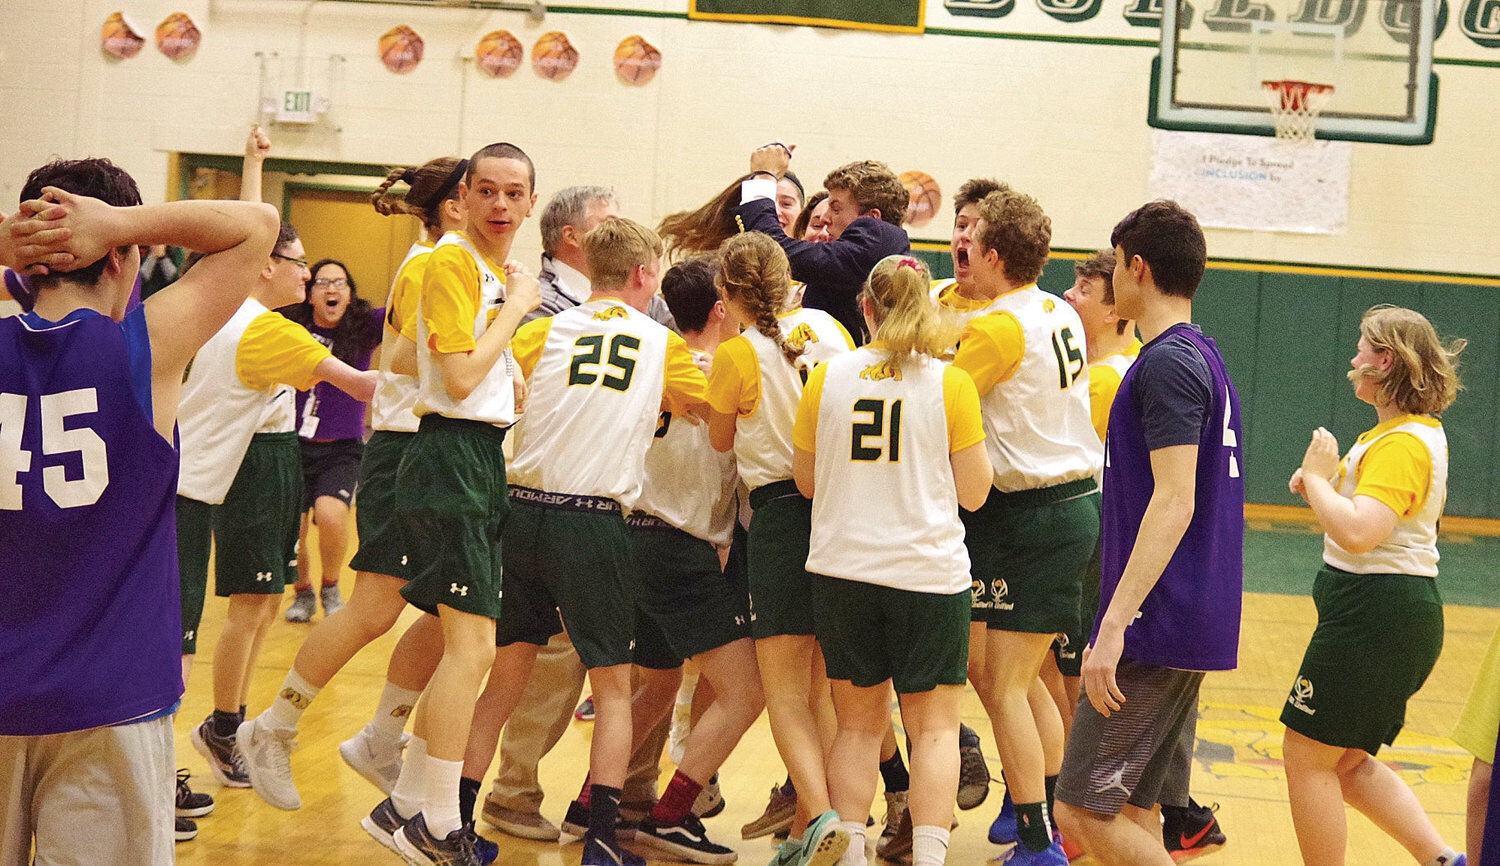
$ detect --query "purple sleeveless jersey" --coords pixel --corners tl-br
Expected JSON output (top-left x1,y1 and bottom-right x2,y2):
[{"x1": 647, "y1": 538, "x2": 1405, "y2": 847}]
[
  {"x1": 0, "y1": 307, "x2": 183, "y2": 735},
  {"x1": 1097, "y1": 323, "x2": 1245, "y2": 671}
]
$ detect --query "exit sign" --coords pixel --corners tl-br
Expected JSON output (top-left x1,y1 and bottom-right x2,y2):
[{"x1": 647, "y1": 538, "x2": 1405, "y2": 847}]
[{"x1": 275, "y1": 89, "x2": 324, "y2": 124}]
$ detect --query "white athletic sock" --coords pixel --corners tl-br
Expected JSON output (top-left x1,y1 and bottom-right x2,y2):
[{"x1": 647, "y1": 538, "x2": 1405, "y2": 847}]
[
  {"x1": 911, "y1": 825, "x2": 951, "y2": 866},
  {"x1": 263, "y1": 669, "x2": 319, "y2": 731},
  {"x1": 369, "y1": 682, "x2": 423, "y2": 745},
  {"x1": 837, "y1": 821, "x2": 868, "y2": 866},
  {"x1": 389, "y1": 736, "x2": 428, "y2": 819},
  {"x1": 422, "y1": 756, "x2": 464, "y2": 838},
  {"x1": 1428, "y1": 848, "x2": 1462, "y2": 866}
]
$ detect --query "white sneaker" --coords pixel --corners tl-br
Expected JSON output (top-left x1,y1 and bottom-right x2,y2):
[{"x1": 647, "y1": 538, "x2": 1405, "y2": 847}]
[
  {"x1": 340, "y1": 726, "x2": 407, "y2": 795},
  {"x1": 238, "y1": 717, "x2": 301, "y2": 810}
]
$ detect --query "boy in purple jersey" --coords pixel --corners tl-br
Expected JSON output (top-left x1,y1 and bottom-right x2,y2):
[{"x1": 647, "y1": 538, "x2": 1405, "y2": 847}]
[
  {"x1": 1054, "y1": 201, "x2": 1244, "y2": 866},
  {"x1": 0, "y1": 159, "x2": 278, "y2": 861}
]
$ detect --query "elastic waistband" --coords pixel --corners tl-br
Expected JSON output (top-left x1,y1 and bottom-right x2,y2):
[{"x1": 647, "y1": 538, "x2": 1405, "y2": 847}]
[
  {"x1": 990, "y1": 477, "x2": 1098, "y2": 507},
  {"x1": 749, "y1": 479, "x2": 805, "y2": 510},
  {"x1": 625, "y1": 512, "x2": 674, "y2": 531},
  {"x1": 510, "y1": 486, "x2": 621, "y2": 514},
  {"x1": 250, "y1": 431, "x2": 299, "y2": 444},
  {"x1": 418, "y1": 413, "x2": 508, "y2": 442}
]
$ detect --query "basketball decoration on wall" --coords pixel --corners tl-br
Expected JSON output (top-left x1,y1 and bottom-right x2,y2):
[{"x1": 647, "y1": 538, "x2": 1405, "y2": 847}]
[
  {"x1": 379, "y1": 25, "x2": 424, "y2": 74},
  {"x1": 476, "y1": 30, "x2": 524, "y2": 78},
  {"x1": 900, "y1": 171, "x2": 942, "y2": 228},
  {"x1": 101, "y1": 12, "x2": 146, "y2": 60},
  {"x1": 155, "y1": 12, "x2": 201, "y2": 62},
  {"x1": 613, "y1": 35, "x2": 662, "y2": 85},
  {"x1": 532, "y1": 31, "x2": 579, "y2": 81}
]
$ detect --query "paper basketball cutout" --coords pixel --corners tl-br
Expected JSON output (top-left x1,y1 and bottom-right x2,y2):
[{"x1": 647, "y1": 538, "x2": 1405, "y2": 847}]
[
  {"x1": 613, "y1": 35, "x2": 662, "y2": 85},
  {"x1": 102, "y1": 11, "x2": 146, "y2": 60},
  {"x1": 155, "y1": 12, "x2": 201, "y2": 62},
  {"x1": 476, "y1": 30, "x2": 524, "y2": 78},
  {"x1": 532, "y1": 31, "x2": 579, "y2": 81},
  {"x1": 900, "y1": 171, "x2": 942, "y2": 228},
  {"x1": 379, "y1": 25, "x2": 424, "y2": 74}
]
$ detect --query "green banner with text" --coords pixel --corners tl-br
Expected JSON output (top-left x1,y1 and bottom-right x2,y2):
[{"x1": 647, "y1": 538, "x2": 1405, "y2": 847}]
[{"x1": 688, "y1": 0, "x2": 924, "y2": 33}]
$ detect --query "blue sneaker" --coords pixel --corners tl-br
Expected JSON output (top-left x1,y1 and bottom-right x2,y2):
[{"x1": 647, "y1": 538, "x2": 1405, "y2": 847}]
[
  {"x1": 472, "y1": 826, "x2": 499, "y2": 865},
  {"x1": 998, "y1": 840, "x2": 1069, "y2": 866},
  {"x1": 989, "y1": 791, "x2": 1017, "y2": 845},
  {"x1": 768, "y1": 839, "x2": 801, "y2": 866},
  {"x1": 798, "y1": 811, "x2": 849, "y2": 866},
  {"x1": 582, "y1": 833, "x2": 646, "y2": 866}
]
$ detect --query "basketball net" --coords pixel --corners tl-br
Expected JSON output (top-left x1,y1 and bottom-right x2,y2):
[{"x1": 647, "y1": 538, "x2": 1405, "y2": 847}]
[{"x1": 1262, "y1": 80, "x2": 1335, "y2": 144}]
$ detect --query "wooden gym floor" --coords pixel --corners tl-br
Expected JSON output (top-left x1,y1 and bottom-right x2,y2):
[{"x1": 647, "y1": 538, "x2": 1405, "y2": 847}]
[{"x1": 171, "y1": 522, "x2": 1497, "y2": 866}]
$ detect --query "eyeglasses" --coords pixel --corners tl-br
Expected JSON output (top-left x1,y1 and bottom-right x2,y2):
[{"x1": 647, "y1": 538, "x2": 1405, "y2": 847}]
[
  {"x1": 271, "y1": 252, "x2": 309, "y2": 268},
  {"x1": 310, "y1": 278, "x2": 349, "y2": 288}
]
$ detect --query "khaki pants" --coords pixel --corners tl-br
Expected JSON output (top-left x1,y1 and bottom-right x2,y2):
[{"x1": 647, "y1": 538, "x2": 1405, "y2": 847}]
[
  {"x1": 0, "y1": 716, "x2": 174, "y2": 866},
  {"x1": 487, "y1": 633, "x2": 673, "y2": 813}
]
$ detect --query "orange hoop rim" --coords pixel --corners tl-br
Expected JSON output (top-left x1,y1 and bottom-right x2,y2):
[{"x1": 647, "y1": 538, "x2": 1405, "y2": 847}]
[{"x1": 1262, "y1": 79, "x2": 1335, "y2": 112}]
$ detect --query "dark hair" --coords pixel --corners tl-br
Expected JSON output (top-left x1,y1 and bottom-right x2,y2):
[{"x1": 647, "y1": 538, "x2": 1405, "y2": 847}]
[
  {"x1": 274, "y1": 222, "x2": 299, "y2": 256},
  {"x1": 1074, "y1": 249, "x2": 1128, "y2": 334},
  {"x1": 658, "y1": 172, "x2": 804, "y2": 258},
  {"x1": 1109, "y1": 200, "x2": 1205, "y2": 299},
  {"x1": 467, "y1": 142, "x2": 535, "y2": 193},
  {"x1": 792, "y1": 191, "x2": 828, "y2": 239},
  {"x1": 954, "y1": 177, "x2": 1009, "y2": 214},
  {"x1": 372, "y1": 157, "x2": 466, "y2": 230},
  {"x1": 660, "y1": 257, "x2": 719, "y2": 333},
  {"x1": 21, "y1": 158, "x2": 142, "y2": 290},
  {"x1": 280, "y1": 258, "x2": 380, "y2": 365}
]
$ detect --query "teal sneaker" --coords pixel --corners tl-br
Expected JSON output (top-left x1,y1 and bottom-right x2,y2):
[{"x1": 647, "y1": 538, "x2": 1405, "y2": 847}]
[{"x1": 798, "y1": 811, "x2": 850, "y2": 866}]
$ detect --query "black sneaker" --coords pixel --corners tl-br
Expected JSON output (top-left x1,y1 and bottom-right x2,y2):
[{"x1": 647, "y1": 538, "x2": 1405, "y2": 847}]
[
  {"x1": 393, "y1": 812, "x2": 480, "y2": 865},
  {"x1": 175, "y1": 816, "x2": 198, "y2": 842},
  {"x1": 561, "y1": 798, "x2": 636, "y2": 840},
  {"x1": 582, "y1": 833, "x2": 647, "y2": 866},
  {"x1": 957, "y1": 724, "x2": 990, "y2": 810},
  {"x1": 471, "y1": 824, "x2": 499, "y2": 865},
  {"x1": 190, "y1": 717, "x2": 249, "y2": 787},
  {"x1": 1162, "y1": 798, "x2": 1226, "y2": 863},
  {"x1": 636, "y1": 813, "x2": 738, "y2": 864},
  {"x1": 361, "y1": 797, "x2": 408, "y2": 855},
  {"x1": 175, "y1": 769, "x2": 215, "y2": 818}
]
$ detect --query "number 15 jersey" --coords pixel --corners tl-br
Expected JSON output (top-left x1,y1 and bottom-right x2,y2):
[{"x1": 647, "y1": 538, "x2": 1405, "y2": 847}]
[
  {"x1": 951, "y1": 284, "x2": 1102, "y2": 492},
  {"x1": 508, "y1": 297, "x2": 708, "y2": 507}
]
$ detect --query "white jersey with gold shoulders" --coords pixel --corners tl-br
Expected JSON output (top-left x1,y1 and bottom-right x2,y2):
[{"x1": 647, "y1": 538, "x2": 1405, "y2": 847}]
[
  {"x1": 706, "y1": 307, "x2": 854, "y2": 491},
  {"x1": 953, "y1": 285, "x2": 1102, "y2": 492},
  {"x1": 371, "y1": 241, "x2": 431, "y2": 433},
  {"x1": 1323, "y1": 416, "x2": 1447, "y2": 577},
  {"x1": 414, "y1": 232, "x2": 516, "y2": 428},
  {"x1": 634, "y1": 348, "x2": 737, "y2": 547},
  {"x1": 508, "y1": 297, "x2": 706, "y2": 508},
  {"x1": 798, "y1": 348, "x2": 982, "y2": 594},
  {"x1": 933, "y1": 279, "x2": 1007, "y2": 329}
]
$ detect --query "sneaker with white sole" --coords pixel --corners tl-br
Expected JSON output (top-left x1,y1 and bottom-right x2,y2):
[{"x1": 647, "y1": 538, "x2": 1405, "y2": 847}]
[
  {"x1": 340, "y1": 726, "x2": 407, "y2": 794},
  {"x1": 394, "y1": 812, "x2": 480, "y2": 865},
  {"x1": 175, "y1": 769, "x2": 214, "y2": 818},
  {"x1": 190, "y1": 717, "x2": 249, "y2": 788},
  {"x1": 238, "y1": 717, "x2": 300, "y2": 810},
  {"x1": 957, "y1": 724, "x2": 990, "y2": 810},
  {"x1": 320, "y1": 584, "x2": 344, "y2": 617},
  {"x1": 361, "y1": 797, "x2": 408, "y2": 855},
  {"x1": 693, "y1": 774, "x2": 725, "y2": 819},
  {"x1": 636, "y1": 813, "x2": 738, "y2": 864},
  {"x1": 175, "y1": 816, "x2": 198, "y2": 842},
  {"x1": 876, "y1": 791, "x2": 907, "y2": 855},
  {"x1": 482, "y1": 796, "x2": 562, "y2": 841},
  {"x1": 285, "y1": 588, "x2": 316, "y2": 623},
  {"x1": 798, "y1": 811, "x2": 850, "y2": 866},
  {"x1": 741, "y1": 783, "x2": 796, "y2": 840}
]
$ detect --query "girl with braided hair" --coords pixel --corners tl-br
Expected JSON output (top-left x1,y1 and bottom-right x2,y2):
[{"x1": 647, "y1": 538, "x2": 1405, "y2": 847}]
[{"x1": 704, "y1": 231, "x2": 854, "y2": 866}]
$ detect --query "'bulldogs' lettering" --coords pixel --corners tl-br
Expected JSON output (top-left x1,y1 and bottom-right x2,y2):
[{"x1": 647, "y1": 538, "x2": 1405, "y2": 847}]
[
  {"x1": 1461, "y1": 0, "x2": 1500, "y2": 45},
  {"x1": 1039, "y1": 0, "x2": 1105, "y2": 22},
  {"x1": 1124, "y1": 0, "x2": 1197, "y2": 28},
  {"x1": 1381, "y1": 0, "x2": 1448, "y2": 41},
  {"x1": 944, "y1": 0, "x2": 1018, "y2": 17},
  {"x1": 1290, "y1": 0, "x2": 1366, "y2": 36},
  {"x1": 1204, "y1": 0, "x2": 1276, "y2": 32}
]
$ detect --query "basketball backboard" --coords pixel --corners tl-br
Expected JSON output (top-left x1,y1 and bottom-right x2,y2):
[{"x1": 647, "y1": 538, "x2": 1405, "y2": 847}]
[{"x1": 1149, "y1": 0, "x2": 1439, "y2": 144}]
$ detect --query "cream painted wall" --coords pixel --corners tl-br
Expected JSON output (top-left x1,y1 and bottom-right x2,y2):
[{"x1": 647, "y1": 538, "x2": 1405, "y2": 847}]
[{"x1": 1, "y1": 0, "x2": 1496, "y2": 275}]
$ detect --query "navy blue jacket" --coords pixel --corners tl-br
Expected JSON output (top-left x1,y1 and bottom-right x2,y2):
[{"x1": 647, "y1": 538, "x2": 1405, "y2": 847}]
[{"x1": 734, "y1": 197, "x2": 909, "y2": 344}]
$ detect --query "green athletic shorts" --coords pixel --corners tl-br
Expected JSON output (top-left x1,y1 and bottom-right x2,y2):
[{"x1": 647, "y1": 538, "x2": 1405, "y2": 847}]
[
  {"x1": 177, "y1": 495, "x2": 212, "y2": 655},
  {"x1": 812, "y1": 575, "x2": 970, "y2": 694},
  {"x1": 1054, "y1": 535, "x2": 1103, "y2": 678},
  {"x1": 962, "y1": 480, "x2": 1099, "y2": 634},
  {"x1": 397, "y1": 416, "x2": 509, "y2": 620},
  {"x1": 347, "y1": 430, "x2": 415, "y2": 580},
  {"x1": 746, "y1": 480, "x2": 816, "y2": 640},
  {"x1": 629, "y1": 517, "x2": 751, "y2": 668},
  {"x1": 1280, "y1": 565, "x2": 1444, "y2": 755},
  {"x1": 497, "y1": 493, "x2": 635, "y2": 669},
  {"x1": 214, "y1": 432, "x2": 302, "y2": 598}
]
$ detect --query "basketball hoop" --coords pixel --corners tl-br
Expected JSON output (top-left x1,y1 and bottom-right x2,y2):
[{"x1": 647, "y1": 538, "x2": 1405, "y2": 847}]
[{"x1": 1262, "y1": 80, "x2": 1334, "y2": 143}]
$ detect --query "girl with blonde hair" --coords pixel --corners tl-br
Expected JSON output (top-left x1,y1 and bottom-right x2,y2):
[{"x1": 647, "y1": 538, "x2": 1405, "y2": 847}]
[
  {"x1": 1283, "y1": 304, "x2": 1467, "y2": 866},
  {"x1": 792, "y1": 256, "x2": 991, "y2": 866}
]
